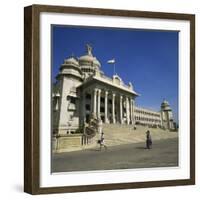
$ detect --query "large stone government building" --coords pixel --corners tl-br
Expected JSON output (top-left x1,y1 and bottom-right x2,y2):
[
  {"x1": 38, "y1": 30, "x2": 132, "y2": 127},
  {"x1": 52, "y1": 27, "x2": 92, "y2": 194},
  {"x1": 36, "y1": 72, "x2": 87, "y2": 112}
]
[{"x1": 52, "y1": 45, "x2": 176, "y2": 137}]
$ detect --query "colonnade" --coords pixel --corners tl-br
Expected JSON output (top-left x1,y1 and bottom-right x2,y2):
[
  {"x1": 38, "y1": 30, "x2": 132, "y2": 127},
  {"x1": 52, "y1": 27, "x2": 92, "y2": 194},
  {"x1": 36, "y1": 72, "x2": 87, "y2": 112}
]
[{"x1": 86, "y1": 88, "x2": 135, "y2": 124}]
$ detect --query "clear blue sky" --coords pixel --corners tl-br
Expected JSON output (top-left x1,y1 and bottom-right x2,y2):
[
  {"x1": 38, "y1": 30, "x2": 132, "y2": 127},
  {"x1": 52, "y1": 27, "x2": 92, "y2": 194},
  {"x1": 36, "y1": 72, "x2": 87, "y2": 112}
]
[{"x1": 52, "y1": 25, "x2": 178, "y2": 122}]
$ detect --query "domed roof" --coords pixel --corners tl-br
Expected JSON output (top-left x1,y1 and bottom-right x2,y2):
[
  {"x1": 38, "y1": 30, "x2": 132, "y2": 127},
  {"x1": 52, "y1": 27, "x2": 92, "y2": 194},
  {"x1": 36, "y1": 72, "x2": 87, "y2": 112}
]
[
  {"x1": 79, "y1": 54, "x2": 95, "y2": 62},
  {"x1": 161, "y1": 100, "x2": 172, "y2": 111},
  {"x1": 64, "y1": 56, "x2": 79, "y2": 66},
  {"x1": 59, "y1": 56, "x2": 82, "y2": 79},
  {"x1": 79, "y1": 44, "x2": 101, "y2": 68},
  {"x1": 161, "y1": 100, "x2": 169, "y2": 106}
]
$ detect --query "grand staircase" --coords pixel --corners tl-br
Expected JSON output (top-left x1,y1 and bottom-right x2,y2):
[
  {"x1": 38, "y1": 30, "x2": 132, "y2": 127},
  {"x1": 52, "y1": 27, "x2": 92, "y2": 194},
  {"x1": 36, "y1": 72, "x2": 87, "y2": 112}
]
[
  {"x1": 54, "y1": 123, "x2": 178, "y2": 153},
  {"x1": 102, "y1": 124, "x2": 178, "y2": 147}
]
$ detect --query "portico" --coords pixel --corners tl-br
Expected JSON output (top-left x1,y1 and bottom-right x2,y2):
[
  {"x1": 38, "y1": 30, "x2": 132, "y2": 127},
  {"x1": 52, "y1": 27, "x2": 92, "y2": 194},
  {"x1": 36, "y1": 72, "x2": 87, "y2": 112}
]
[{"x1": 78, "y1": 75, "x2": 137, "y2": 125}]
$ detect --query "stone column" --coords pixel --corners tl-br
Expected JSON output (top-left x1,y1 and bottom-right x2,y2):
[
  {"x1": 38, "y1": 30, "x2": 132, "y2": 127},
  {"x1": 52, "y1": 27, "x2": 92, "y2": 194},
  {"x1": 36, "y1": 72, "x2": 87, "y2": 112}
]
[
  {"x1": 53, "y1": 96, "x2": 59, "y2": 111},
  {"x1": 120, "y1": 95, "x2": 123, "y2": 124},
  {"x1": 93, "y1": 89, "x2": 97, "y2": 117},
  {"x1": 112, "y1": 93, "x2": 116, "y2": 124},
  {"x1": 131, "y1": 99, "x2": 135, "y2": 124},
  {"x1": 97, "y1": 89, "x2": 101, "y2": 119},
  {"x1": 82, "y1": 91, "x2": 86, "y2": 124},
  {"x1": 104, "y1": 90, "x2": 108, "y2": 123},
  {"x1": 129, "y1": 98, "x2": 133, "y2": 124},
  {"x1": 126, "y1": 96, "x2": 130, "y2": 124}
]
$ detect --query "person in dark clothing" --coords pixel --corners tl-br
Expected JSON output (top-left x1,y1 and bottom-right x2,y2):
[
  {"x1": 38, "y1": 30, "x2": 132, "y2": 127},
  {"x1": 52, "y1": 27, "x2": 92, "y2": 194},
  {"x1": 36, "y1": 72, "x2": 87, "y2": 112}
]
[{"x1": 146, "y1": 130, "x2": 152, "y2": 149}]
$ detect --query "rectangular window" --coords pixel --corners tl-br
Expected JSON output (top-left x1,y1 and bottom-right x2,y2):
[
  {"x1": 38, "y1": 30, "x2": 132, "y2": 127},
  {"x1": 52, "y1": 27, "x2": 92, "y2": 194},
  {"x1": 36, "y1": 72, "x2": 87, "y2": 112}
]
[
  {"x1": 85, "y1": 104, "x2": 90, "y2": 111},
  {"x1": 70, "y1": 97, "x2": 76, "y2": 104}
]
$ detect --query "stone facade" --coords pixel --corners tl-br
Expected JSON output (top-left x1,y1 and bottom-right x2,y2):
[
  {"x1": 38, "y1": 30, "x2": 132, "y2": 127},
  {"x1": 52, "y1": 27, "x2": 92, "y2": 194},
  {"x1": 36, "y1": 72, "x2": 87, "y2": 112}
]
[
  {"x1": 52, "y1": 45, "x2": 176, "y2": 137},
  {"x1": 134, "y1": 106, "x2": 162, "y2": 127},
  {"x1": 134, "y1": 101, "x2": 176, "y2": 130}
]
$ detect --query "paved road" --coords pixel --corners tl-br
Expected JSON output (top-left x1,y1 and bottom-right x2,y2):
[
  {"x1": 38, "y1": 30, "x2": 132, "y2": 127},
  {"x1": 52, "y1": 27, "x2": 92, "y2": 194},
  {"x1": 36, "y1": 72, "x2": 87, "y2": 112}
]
[{"x1": 52, "y1": 138, "x2": 178, "y2": 173}]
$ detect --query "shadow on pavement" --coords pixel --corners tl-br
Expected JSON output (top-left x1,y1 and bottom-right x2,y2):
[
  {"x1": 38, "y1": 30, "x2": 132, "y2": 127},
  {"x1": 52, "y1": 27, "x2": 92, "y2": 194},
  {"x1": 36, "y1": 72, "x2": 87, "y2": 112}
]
[
  {"x1": 87, "y1": 148, "x2": 101, "y2": 152},
  {"x1": 135, "y1": 146, "x2": 146, "y2": 150}
]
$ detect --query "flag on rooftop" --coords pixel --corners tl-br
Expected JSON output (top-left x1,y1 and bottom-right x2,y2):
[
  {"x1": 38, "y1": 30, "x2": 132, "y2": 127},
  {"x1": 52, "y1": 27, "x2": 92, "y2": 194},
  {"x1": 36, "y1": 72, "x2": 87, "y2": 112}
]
[{"x1": 107, "y1": 59, "x2": 115, "y2": 64}]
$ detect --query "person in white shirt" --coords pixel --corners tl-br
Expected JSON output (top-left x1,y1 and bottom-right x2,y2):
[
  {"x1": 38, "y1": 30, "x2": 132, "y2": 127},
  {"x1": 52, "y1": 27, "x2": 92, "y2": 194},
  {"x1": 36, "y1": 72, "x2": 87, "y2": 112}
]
[{"x1": 99, "y1": 132, "x2": 107, "y2": 151}]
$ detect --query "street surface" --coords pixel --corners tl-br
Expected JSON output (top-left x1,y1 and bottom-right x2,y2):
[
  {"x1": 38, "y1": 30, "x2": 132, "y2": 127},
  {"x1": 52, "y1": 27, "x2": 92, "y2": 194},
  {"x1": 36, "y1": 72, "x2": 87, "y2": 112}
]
[{"x1": 52, "y1": 137, "x2": 178, "y2": 172}]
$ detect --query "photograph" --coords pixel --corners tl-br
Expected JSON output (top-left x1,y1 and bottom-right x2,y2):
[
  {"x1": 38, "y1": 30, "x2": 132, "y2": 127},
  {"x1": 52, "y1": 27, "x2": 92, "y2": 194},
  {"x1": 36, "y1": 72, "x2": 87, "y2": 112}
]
[
  {"x1": 24, "y1": 5, "x2": 195, "y2": 194},
  {"x1": 51, "y1": 25, "x2": 179, "y2": 173}
]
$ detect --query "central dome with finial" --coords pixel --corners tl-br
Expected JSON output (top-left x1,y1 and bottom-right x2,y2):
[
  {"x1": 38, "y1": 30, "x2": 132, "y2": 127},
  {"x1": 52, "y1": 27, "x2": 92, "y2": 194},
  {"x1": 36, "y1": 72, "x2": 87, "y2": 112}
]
[{"x1": 79, "y1": 44, "x2": 101, "y2": 76}]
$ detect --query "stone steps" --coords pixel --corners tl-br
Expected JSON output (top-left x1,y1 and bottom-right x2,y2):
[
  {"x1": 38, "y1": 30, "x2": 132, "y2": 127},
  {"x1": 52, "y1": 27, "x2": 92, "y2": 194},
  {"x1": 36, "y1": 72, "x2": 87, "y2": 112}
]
[{"x1": 102, "y1": 124, "x2": 178, "y2": 147}]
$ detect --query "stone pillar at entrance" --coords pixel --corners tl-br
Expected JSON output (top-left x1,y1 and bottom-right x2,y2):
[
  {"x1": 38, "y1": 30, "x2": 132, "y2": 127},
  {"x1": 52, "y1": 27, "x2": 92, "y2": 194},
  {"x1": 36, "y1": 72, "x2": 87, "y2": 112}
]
[
  {"x1": 97, "y1": 89, "x2": 101, "y2": 119},
  {"x1": 104, "y1": 90, "x2": 108, "y2": 123},
  {"x1": 132, "y1": 99, "x2": 135, "y2": 124},
  {"x1": 129, "y1": 98, "x2": 133, "y2": 124},
  {"x1": 126, "y1": 96, "x2": 130, "y2": 124},
  {"x1": 131, "y1": 98, "x2": 134, "y2": 125},
  {"x1": 120, "y1": 95, "x2": 123, "y2": 124},
  {"x1": 93, "y1": 89, "x2": 97, "y2": 117},
  {"x1": 112, "y1": 93, "x2": 116, "y2": 124}
]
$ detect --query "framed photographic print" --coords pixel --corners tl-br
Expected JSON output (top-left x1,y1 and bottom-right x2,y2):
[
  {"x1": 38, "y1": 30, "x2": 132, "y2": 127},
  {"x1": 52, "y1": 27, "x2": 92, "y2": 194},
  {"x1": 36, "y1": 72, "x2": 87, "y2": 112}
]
[{"x1": 24, "y1": 4, "x2": 195, "y2": 194}]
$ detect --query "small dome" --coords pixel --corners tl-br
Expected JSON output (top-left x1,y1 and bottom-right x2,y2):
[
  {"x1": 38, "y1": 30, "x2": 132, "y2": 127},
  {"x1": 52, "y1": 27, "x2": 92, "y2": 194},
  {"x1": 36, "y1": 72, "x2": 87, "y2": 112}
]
[
  {"x1": 59, "y1": 56, "x2": 82, "y2": 79},
  {"x1": 162, "y1": 100, "x2": 169, "y2": 106},
  {"x1": 64, "y1": 57, "x2": 79, "y2": 66},
  {"x1": 161, "y1": 100, "x2": 172, "y2": 111}
]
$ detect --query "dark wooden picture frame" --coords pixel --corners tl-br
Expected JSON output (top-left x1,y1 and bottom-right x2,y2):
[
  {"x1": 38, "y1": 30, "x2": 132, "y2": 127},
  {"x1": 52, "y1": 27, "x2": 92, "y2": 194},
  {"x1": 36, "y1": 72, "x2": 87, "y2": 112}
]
[{"x1": 24, "y1": 4, "x2": 195, "y2": 194}]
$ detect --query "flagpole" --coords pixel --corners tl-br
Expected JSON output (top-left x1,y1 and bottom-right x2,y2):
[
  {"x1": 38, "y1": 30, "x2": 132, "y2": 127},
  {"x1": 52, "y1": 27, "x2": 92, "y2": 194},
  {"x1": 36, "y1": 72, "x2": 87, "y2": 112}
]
[
  {"x1": 107, "y1": 59, "x2": 116, "y2": 76},
  {"x1": 113, "y1": 62, "x2": 115, "y2": 75}
]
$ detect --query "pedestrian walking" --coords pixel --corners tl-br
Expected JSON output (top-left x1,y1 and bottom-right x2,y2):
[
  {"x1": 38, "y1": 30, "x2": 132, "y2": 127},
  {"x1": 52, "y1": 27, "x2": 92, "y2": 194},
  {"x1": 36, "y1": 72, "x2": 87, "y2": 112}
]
[
  {"x1": 99, "y1": 132, "x2": 107, "y2": 151},
  {"x1": 146, "y1": 130, "x2": 152, "y2": 149}
]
